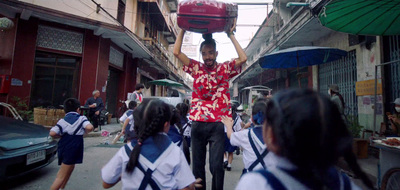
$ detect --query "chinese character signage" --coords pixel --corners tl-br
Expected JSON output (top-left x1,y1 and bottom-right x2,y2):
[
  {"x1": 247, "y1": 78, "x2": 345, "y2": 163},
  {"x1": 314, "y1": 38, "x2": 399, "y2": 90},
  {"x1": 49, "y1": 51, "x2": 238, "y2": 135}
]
[{"x1": 356, "y1": 79, "x2": 382, "y2": 96}]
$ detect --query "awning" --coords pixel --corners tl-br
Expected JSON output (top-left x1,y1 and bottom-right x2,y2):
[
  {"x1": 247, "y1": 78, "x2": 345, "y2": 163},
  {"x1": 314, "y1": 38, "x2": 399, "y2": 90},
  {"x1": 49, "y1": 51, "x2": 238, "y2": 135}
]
[{"x1": 233, "y1": 17, "x2": 334, "y2": 87}]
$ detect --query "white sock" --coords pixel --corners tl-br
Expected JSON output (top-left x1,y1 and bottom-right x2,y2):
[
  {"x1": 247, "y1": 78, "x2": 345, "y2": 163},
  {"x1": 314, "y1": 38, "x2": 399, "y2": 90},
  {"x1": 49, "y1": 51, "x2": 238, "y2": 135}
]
[
  {"x1": 227, "y1": 164, "x2": 231, "y2": 167},
  {"x1": 224, "y1": 158, "x2": 228, "y2": 162}
]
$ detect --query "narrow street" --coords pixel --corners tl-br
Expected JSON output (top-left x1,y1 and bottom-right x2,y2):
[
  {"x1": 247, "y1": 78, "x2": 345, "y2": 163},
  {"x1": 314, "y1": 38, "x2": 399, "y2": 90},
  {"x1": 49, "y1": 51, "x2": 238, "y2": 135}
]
[
  {"x1": 5, "y1": 135, "x2": 244, "y2": 190},
  {"x1": 1, "y1": 0, "x2": 400, "y2": 189}
]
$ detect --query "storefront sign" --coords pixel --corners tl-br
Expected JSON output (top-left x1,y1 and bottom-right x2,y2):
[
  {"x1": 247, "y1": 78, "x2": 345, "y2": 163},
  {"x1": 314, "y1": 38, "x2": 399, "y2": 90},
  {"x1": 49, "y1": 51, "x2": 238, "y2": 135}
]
[
  {"x1": 11, "y1": 78, "x2": 22, "y2": 86},
  {"x1": 356, "y1": 79, "x2": 382, "y2": 96},
  {"x1": 362, "y1": 97, "x2": 371, "y2": 105},
  {"x1": 182, "y1": 45, "x2": 197, "y2": 57}
]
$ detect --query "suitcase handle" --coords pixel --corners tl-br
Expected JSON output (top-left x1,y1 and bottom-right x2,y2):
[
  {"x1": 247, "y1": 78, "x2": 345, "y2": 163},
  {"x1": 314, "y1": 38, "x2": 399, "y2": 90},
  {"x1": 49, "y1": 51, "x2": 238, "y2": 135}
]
[
  {"x1": 188, "y1": 20, "x2": 210, "y2": 25},
  {"x1": 189, "y1": 27, "x2": 208, "y2": 33}
]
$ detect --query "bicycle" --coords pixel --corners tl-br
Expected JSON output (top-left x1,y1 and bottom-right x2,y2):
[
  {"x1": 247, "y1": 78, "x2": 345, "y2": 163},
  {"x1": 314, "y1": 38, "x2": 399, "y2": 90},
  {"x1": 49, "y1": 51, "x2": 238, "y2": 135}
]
[
  {"x1": 115, "y1": 99, "x2": 128, "y2": 124},
  {"x1": 381, "y1": 168, "x2": 400, "y2": 190}
]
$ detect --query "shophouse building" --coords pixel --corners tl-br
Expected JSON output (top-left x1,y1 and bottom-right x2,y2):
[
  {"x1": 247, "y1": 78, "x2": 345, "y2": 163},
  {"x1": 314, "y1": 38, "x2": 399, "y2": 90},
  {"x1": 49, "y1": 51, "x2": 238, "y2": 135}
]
[{"x1": 0, "y1": 0, "x2": 190, "y2": 116}]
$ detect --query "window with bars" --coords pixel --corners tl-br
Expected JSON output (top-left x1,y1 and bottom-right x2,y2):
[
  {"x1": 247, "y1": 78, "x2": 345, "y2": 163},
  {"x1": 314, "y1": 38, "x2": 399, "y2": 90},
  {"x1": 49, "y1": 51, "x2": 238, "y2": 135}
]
[{"x1": 117, "y1": 0, "x2": 126, "y2": 24}]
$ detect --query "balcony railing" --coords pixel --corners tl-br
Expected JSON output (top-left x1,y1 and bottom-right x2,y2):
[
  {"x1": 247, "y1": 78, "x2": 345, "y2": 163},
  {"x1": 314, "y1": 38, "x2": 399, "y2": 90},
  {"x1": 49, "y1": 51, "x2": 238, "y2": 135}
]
[{"x1": 142, "y1": 37, "x2": 181, "y2": 77}]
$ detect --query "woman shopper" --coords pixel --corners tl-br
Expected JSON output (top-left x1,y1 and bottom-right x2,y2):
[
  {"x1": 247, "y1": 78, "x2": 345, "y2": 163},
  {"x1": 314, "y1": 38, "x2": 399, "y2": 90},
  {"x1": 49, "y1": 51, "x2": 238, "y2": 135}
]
[{"x1": 329, "y1": 84, "x2": 345, "y2": 115}]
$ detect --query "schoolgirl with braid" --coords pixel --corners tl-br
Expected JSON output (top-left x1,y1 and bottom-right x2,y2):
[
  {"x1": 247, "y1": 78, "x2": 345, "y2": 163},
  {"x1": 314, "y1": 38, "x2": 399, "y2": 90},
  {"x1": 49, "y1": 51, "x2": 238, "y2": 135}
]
[
  {"x1": 101, "y1": 99, "x2": 201, "y2": 190},
  {"x1": 236, "y1": 89, "x2": 373, "y2": 190}
]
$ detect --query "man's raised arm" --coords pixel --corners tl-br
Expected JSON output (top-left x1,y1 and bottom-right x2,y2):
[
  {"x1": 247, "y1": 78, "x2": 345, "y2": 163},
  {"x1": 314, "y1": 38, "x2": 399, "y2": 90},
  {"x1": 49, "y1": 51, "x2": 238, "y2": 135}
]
[
  {"x1": 173, "y1": 29, "x2": 191, "y2": 66},
  {"x1": 227, "y1": 20, "x2": 247, "y2": 68}
]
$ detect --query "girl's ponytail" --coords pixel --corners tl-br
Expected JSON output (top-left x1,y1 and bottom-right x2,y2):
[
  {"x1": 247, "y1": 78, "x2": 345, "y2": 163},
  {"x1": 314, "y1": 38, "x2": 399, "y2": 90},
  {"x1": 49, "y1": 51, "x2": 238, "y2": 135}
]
[{"x1": 126, "y1": 142, "x2": 142, "y2": 173}]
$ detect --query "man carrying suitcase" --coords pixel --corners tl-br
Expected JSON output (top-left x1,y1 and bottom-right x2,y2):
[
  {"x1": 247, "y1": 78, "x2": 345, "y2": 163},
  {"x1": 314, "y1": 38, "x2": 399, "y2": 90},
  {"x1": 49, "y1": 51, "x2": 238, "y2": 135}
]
[{"x1": 173, "y1": 21, "x2": 247, "y2": 190}]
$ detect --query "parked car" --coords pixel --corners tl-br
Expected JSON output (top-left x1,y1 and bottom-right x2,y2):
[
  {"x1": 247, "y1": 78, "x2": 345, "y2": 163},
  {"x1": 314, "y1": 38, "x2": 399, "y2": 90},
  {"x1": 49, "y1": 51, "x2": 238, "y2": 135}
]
[{"x1": 0, "y1": 115, "x2": 57, "y2": 181}]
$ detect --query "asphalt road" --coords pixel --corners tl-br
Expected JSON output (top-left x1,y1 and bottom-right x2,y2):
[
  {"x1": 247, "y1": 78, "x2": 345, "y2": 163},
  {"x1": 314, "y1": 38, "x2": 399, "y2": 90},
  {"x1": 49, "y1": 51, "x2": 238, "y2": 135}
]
[{"x1": 5, "y1": 136, "x2": 245, "y2": 190}]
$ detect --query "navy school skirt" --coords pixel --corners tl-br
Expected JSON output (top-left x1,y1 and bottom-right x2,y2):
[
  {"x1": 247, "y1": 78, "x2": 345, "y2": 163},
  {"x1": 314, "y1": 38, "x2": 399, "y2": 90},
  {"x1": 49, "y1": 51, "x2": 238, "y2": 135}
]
[
  {"x1": 58, "y1": 134, "x2": 84, "y2": 165},
  {"x1": 224, "y1": 133, "x2": 237, "y2": 153}
]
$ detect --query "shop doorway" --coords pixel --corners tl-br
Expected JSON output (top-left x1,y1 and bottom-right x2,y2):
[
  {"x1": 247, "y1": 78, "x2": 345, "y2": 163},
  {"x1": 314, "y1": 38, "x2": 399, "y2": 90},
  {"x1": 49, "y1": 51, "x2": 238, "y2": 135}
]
[
  {"x1": 31, "y1": 51, "x2": 80, "y2": 108},
  {"x1": 106, "y1": 68, "x2": 121, "y2": 116}
]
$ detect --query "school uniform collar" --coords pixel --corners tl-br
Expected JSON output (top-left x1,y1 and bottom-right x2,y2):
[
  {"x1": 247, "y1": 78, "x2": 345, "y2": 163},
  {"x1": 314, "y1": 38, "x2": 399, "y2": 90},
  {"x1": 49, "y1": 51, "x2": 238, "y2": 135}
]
[
  {"x1": 250, "y1": 126, "x2": 264, "y2": 147},
  {"x1": 167, "y1": 124, "x2": 182, "y2": 144},
  {"x1": 129, "y1": 133, "x2": 174, "y2": 171},
  {"x1": 64, "y1": 112, "x2": 81, "y2": 125},
  {"x1": 267, "y1": 152, "x2": 297, "y2": 171},
  {"x1": 66, "y1": 112, "x2": 80, "y2": 115}
]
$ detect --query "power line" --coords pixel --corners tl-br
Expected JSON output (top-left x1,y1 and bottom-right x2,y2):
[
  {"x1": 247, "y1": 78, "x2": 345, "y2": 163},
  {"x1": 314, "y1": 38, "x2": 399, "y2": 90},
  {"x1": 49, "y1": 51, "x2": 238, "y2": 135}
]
[{"x1": 99, "y1": 4, "x2": 272, "y2": 15}]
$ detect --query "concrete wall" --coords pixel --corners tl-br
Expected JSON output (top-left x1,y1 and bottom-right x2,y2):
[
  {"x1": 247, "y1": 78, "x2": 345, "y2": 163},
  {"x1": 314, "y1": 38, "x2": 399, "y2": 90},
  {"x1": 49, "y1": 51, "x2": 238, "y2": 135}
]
[
  {"x1": 80, "y1": 29, "x2": 100, "y2": 105},
  {"x1": 0, "y1": 16, "x2": 18, "y2": 103},
  {"x1": 8, "y1": 17, "x2": 38, "y2": 105},
  {"x1": 354, "y1": 38, "x2": 384, "y2": 131},
  {"x1": 19, "y1": 0, "x2": 120, "y2": 26},
  {"x1": 125, "y1": 0, "x2": 138, "y2": 33}
]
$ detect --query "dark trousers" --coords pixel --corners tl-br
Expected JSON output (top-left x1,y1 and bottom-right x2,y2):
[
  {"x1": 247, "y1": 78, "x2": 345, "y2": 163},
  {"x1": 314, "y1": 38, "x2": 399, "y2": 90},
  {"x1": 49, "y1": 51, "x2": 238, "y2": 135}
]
[
  {"x1": 89, "y1": 112, "x2": 99, "y2": 129},
  {"x1": 191, "y1": 121, "x2": 225, "y2": 190}
]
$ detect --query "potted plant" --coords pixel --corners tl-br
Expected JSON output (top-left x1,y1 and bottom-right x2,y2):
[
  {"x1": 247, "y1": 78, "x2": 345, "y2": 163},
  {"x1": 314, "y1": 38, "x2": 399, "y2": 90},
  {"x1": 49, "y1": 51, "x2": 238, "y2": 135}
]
[{"x1": 10, "y1": 96, "x2": 33, "y2": 121}]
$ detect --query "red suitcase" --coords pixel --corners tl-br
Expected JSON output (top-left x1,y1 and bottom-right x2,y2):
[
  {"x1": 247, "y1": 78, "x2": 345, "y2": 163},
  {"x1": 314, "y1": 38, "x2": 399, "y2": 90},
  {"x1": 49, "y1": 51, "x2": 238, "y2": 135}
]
[{"x1": 177, "y1": 0, "x2": 238, "y2": 34}]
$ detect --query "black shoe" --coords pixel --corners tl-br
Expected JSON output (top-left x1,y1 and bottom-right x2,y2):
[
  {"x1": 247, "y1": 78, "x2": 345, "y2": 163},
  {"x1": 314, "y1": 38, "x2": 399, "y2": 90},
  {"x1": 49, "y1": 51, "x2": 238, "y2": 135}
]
[
  {"x1": 227, "y1": 166, "x2": 231, "y2": 171},
  {"x1": 223, "y1": 161, "x2": 228, "y2": 168},
  {"x1": 236, "y1": 148, "x2": 240, "y2": 155}
]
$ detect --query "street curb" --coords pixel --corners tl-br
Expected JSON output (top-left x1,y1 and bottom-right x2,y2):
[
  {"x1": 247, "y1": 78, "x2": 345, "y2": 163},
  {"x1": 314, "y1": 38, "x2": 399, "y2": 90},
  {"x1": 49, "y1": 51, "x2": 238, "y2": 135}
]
[{"x1": 43, "y1": 125, "x2": 122, "y2": 138}]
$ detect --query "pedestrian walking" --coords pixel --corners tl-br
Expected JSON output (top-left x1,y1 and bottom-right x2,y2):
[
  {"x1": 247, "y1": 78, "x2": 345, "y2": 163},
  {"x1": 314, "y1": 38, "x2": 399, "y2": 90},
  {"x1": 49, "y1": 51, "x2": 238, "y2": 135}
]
[
  {"x1": 236, "y1": 89, "x2": 373, "y2": 190},
  {"x1": 84, "y1": 90, "x2": 104, "y2": 132},
  {"x1": 328, "y1": 84, "x2": 345, "y2": 115},
  {"x1": 49, "y1": 98, "x2": 93, "y2": 190},
  {"x1": 101, "y1": 99, "x2": 201, "y2": 190},
  {"x1": 130, "y1": 84, "x2": 144, "y2": 104},
  {"x1": 113, "y1": 101, "x2": 137, "y2": 144},
  {"x1": 222, "y1": 99, "x2": 269, "y2": 176},
  {"x1": 173, "y1": 20, "x2": 247, "y2": 190},
  {"x1": 223, "y1": 104, "x2": 242, "y2": 171}
]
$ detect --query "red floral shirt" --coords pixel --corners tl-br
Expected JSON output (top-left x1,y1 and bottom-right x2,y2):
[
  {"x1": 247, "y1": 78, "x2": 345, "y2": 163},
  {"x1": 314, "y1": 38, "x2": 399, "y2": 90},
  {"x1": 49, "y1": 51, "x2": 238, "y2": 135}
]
[{"x1": 184, "y1": 59, "x2": 241, "y2": 122}]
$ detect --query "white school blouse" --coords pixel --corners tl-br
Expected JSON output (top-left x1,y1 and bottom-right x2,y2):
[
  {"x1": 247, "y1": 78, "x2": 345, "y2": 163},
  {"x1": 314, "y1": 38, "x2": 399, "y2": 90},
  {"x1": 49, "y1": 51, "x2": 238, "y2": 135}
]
[
  {"x1": 101, "y1": 134, "x2": 195, "y2": 190},
  {"x1": 224, "y1": 116, "x2": 243, "y2": 133},
  {"x1": 235, "y1": 152, "x2": 362, "y2": 190},
  {"x1": 230, "y1": 126, "x2": 269, "y2": 170},
  {"x1": 119, "y1": 110, "x2": 134, "y2": 126},
  {"x1": 125, "y1": 114, "x2": 135, "y2": 132}
]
